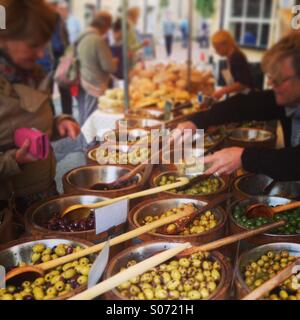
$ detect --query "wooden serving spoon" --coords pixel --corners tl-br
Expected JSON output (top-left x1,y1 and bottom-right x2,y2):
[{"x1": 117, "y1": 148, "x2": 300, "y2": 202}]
[
  {"x1": 60, "y1": 177, "x2": 189, "y2": 221},
  {"x1": 157, "y1": 193, "x2": 231, "y2": 235},
  {"x1": 242, "y1": 257, "x2": 300, "y2": 300},
  {"x1": 178, "y1": 220, "x2": 285, "y2": 257},
  {"x1": 5, "y1": 197, "x2": 203, "y2": 283},
  {"x1": 246, "y1": 200, "x2": 300, "y2": 219},
  {"x1": 69, "y1": 220, "x2": 285, "y2": 300}
]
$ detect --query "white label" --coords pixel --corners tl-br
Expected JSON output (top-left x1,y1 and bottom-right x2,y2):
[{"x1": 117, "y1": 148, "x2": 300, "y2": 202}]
[
  {"x1": 95, "y1": 200, "x2": 128, "y2": 234},
  {"x1": 0, "y1": 265, "x2": 5, "y2": 289},
  {"x1": 88, "y1": 240, "x2": 110, "y2": 289}
]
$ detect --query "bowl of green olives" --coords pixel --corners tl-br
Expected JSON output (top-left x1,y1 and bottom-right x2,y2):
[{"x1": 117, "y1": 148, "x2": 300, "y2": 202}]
[
  {"x1": 103, "y1": 241, "x2": 232, "y2": 300},
  {"x1": 87, "y1": 144, "x2": 150, "y2": 166},
  {"x1": 233, "y1": 174, "x2": 300, "y2": 200},
  {"x1": 235, "y1": 243, "x2": 300, "y2": 299},
  {"x1": 227, "y1": 128, "x2": 276, "y2": 149},
  {"x1": 0, "y1": 236, "x2": 95, "y2": 300},
  {"x1": 150, "y1": 169, "x2": 228, "y2": 201},
  {"x1": 63, "y1": 165, "x2": 147, "y2": 198},
  {"x1": 25, "y1": 195, "x2": 125, "y2": 249},
  {"x1": 229, "y1": 196, "x2": 300, "y2": 245},
  {"x1": 128, "y1": 197, "x2": 227, "y2": 246}
]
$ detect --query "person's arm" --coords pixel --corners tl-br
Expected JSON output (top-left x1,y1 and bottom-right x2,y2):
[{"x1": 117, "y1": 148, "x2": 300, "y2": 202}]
[
  {"x1": 96, "y1": 39, "x2": 117, "y2": 73},
  {"x1": 190, "y1": 90, "x2": 285, "y2": 129},
  {"x1": 213, "y1": 82, "x2": 248, "y2": 100},
  {"x1": 242, "y1": 146, "x2": 300, "y2": 181}
]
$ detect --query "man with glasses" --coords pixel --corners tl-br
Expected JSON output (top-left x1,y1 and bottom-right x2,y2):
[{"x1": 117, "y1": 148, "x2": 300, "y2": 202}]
[{"x1": 178, "y1": 32, "x2": 300, "y2": 181}]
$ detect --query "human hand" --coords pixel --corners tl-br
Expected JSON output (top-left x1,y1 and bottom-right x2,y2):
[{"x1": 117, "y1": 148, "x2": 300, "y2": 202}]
[
  {"x1": 204, "y1": 147, "x2": 244, "y2": 175},
  {"x1": 57, "y1": 119, "x2": 80, "y2": 140},
  {"x1": 15, "y1": 139, "x2": 37, "y2": 164},
  {"x1": 212, "y1": 89, "x2": 226, "y2": 100},
  {"x1": 177, "y1": 121, "x2": 198, "y2": 132}
]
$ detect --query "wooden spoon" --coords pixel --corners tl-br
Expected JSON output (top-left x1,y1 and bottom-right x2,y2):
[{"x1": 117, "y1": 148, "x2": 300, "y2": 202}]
[
  {"x1": 5, "y1": 197, "x2": 198, "y2": 283},
  {"x1": 69, "y1": 220, "x2": 285, "y2": 300},
  {"x1": 246, "y1": 200, "x2": 300, "y2": 219},
  {"x1": 242, "y1": 257, "x2": 300, "y2": 300},
  {"x1": 60, "y1": 177, "x2": 189, "y2": 221},
  {"x1": 178, "y1": 220, "x2": 285, "y2": 257}
]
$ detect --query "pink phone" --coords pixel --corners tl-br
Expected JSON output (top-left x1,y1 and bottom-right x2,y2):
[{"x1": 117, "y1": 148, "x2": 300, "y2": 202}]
[{"x1": 14, "y1": 128, "x2": 50, "y2": 160}]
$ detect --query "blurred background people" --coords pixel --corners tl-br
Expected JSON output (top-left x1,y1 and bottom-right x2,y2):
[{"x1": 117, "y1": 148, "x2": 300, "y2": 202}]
[
  {"x1": 162, "y1": 11, "x2": 176, "y2": 57},
  {"x1": 76, "y1": 11, "x2": 117, "y2": 126},
  {"x1": 110, "y1": 18, "x2": 125, "y2": 80},
  {"x1": 180, "y1": 18, "x2": 189, "y2": 48},
  {"x1": 212, "y1": 30, "x2": 254, "y2": 100}
]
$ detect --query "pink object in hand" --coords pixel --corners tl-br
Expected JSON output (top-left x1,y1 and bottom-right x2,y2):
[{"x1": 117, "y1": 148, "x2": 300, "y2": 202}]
[{"x1": 14, "y1": 128, "x2": 50, "y2": 160}]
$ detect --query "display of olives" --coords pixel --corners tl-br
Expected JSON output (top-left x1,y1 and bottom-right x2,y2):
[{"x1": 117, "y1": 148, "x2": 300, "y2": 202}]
[
  {"x1": 242, "y1": 250, "x2": 300, "y2": 300},
  {"x1": 46, "y1": 211, "x2": 95, "y2": 232},
  {"x1": 0, "y1": 243, "x2": 93, "y2": 300},
  {"x1": 116, "y1": 252, "x2": 222, "y2": 300},
  {"x1": 142, "y1": 203, "x2": 218, "y2": 235},
  {"x1": 94, "y1": 147, "x2": 149, "y2": 166},
  {"x1": 157, "y1": 174, "x2": 221, "y2": 195},
  {"x1": 233, "y1": 205, "x2": 300, "y2": 235}
]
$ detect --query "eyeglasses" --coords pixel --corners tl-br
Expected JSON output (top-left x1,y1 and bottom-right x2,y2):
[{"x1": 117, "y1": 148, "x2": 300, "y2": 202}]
[{"x1": 267, "y1": 74, "x2": 298, "y2": 87}]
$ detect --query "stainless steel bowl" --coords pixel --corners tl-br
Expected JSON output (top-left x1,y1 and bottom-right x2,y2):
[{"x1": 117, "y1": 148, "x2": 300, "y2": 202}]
[
  {"x1": 25, "y1": 195, "x2": 107, "y2": 232},
  {"x1": 229, "y1": 128, "x2": 274, "y2": 142},
  {"x1": 64, "y1": 166, "x2": 142, "y2": 191},
  {"x1": 234, "y1": 174, "x2": 300, "y2": 199},
  {"x1": 104, "y1": 129, "x2": 149, "y2": 145},
  {"x1": 104, "y1": 241, "x2": 230, "y2": 300},
  {"x1": 117, "y1": 118, "x2": 164, "y2": 130},
  {"x1": 230, "y1": 196, "x2": 292, "y2": 236},
  {"x1": 0, "y1": 238, "x2": 92, "y2": 270},
  {"x1": 132, "y1": 198, "x2": 225, "y2": 239},
  {"x1": 236, "y1": 242, "x2": 300, "y2": 296}
]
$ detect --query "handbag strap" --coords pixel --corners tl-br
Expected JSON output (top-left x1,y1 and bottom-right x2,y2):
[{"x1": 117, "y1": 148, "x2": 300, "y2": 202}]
[{"x1": 74, "y1": 30, "x2": 98, "y2": 57}]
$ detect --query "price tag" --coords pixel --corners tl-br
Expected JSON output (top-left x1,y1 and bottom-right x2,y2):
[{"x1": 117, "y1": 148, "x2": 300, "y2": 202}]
[
  {"x1": 88, "y1": 240, "x2": 110, "y2": 289},
  {"x1": 0, "y1": 265, "x2": 5, "y2": 289},
  {"x1": 95, "y1": 200, "x2": 128, "y2": 235}
]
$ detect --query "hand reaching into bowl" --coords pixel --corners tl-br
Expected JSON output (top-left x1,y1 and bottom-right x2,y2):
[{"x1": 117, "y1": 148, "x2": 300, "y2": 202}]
[{"x1": 204, "y1": 147, "x2": 244, "y2": 175}]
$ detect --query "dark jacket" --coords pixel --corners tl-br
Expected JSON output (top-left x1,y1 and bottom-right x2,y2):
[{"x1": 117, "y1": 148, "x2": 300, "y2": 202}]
[{"x1": 191, "y1": 90, "x2": 300, "y2": 181}]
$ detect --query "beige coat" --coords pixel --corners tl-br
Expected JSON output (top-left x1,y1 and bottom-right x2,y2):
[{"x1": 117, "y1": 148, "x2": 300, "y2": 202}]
[{"x1": 0, "y1": 75, "x2": 64, "y2": 200}]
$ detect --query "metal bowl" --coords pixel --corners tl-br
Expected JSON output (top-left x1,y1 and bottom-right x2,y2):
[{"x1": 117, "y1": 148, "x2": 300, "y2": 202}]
[
  {"x1": 151, "y1": 170, "x2": 227, "y2": 198},
  {"x1": 229, "y1": 196, "x2": 293, "y2": 237},
  {"x1": 116, "y1": 118, "x2": 164, "y2": 130},
  {"x1": 235, "y1": 242, "x2": 300, "y2": 299},
  {"x1": 104, "y1": 129, "x2": 150, "y2": 145},
  {"x1": 103, "y1": 240, "x2": 232, "y2": 300},
  {"x1": 0, "y1": 237, "x2": 93, "y2": 270},
  {"x1": 234, "y1": 174, "x2": 300, "y2": 200},
  {"x1": 87, "y1": 144, "x2": 149, "y2": 166},
  {"x1": 63, "y1": 165, "x2": 143, "y2": 193},
  {"x1": 229, "y1": 128, "x2": 274, "y2": 142},
  {"x1": 129, "y1": 197, "x2": 227, "y2": 243}
]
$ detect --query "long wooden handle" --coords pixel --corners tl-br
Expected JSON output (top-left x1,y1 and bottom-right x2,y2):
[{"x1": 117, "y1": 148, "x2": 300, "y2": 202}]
[
  {"x1": 87, "y1": 177, "x2": 189, "y2": 210},
  {"x1": 39, "y1": 200, "x2": 194, "y2": 271},
  {"x1": 180, "y1": 220, "x2": 285, "y2": 256},
  {"x1": 242, "y1": 257, "x2": 300, "y2": 300},
  {"x1": 69, "y1": 242, "x2": 191, "y2": 300},
  {"x1": 273, "y1": 200, "x2": 300, "y2": 214}
]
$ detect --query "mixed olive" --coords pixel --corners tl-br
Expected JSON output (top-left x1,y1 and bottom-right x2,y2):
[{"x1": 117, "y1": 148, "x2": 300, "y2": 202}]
[
  {"x1": 233, "y1": 205, "x2": 300, "y2": 235},
  {"x1": 116, "y1": 252, "x2": 222, "y2": 300},
  {"x1": 142, "y1": 203, "x2": 218, "y2": 235},
  {"x1": 94, "y1": 147, "x2": 149, "y2": 166},
  {"x1": 157, "y1": 174, "x2": 221, "y2": 195},
  {"x1": 0, "y1": 243, "x2": 93, "y2": 300},
  {"x1": 242, "y1": 250, "x2": 300, "y2": 300},
  {"x1": 46, "y1": 211, "x2": 95, "y2": 232}
]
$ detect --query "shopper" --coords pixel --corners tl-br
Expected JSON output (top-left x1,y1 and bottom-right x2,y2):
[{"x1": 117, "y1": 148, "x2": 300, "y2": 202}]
[
  {"x1": 180, "y1": 19, "x2": 189, "y2": 48},
  {"x1": 76, "y1": 11, "x2": 117, "y2": 126},
  {"x1": 212, "y1": 30, "x2": 253, "y2": 100},
  {"x1": 177, "y1": 32, "x2": 300, "y2": 181},
  {"x1": 127, "y1": 7, "x2": 149, "y2": 68},
  {"x1": 162, "y1": 12, "x2": 176, "y2": 57},
  {"x1": 0, "y1": 0, "x2": 80, "y2": 215}
]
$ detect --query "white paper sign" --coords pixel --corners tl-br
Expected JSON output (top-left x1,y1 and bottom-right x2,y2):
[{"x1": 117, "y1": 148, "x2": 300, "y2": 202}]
[
  {"x1": 95, "y1": 200, "x2": 128, "y2": 234},
  {"x1": 88, "y1": 240, "x2": 110, "y2": 289},
  {"x1": 0, "y1": 265, "x2": 5, "y2": 289}
]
